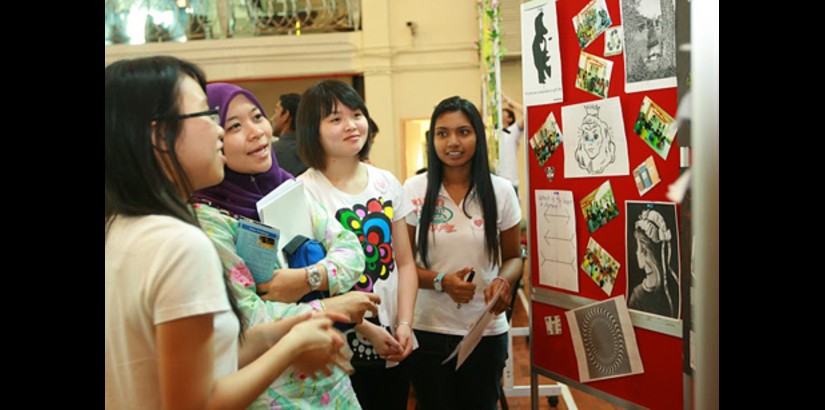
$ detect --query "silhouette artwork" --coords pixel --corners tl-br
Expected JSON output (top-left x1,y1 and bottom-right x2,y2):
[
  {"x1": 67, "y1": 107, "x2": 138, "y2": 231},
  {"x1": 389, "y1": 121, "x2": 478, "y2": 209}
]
[
  {"x1": 521, "y1": 1, "x2": 564, "y2": 105},
  {"x1": 532, "y1": 11, "x2": 554, "y2": 84}
]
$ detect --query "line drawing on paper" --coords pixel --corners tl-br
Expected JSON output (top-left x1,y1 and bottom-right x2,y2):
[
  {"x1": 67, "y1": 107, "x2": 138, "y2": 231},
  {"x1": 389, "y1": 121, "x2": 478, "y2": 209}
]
[
  {"x1": 562, "y1": 97, "x2": 629, "y2": 178},
  {"x1": 534, "y1": 190, "x2": 578, "y2": 292},
  {"x1": 575, "y1": 104, "x2": 616, "y2": 174}
]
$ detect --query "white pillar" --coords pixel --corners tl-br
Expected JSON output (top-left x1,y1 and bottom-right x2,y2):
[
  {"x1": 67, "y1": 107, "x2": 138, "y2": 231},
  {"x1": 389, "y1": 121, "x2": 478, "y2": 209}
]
[{"x1": 691, "y1": 0, "x2": 719, "y2": 408}]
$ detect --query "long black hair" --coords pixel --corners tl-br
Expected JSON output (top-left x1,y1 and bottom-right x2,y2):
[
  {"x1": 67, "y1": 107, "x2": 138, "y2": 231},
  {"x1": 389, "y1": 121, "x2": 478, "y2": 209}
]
[
  {"x1": 417, "y1": 96, "x2": 500, "y2": 268},
  {"x1": 105, "y1": 55, "x2": 204, "y2": 227},
  {"x1": 105, "y1": 56, "x2": 246, "y2": 334}
]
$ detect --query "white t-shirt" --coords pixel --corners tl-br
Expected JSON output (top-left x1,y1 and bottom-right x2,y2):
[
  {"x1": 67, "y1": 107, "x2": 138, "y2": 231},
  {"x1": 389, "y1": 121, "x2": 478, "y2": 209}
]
[
  {"x1": 498, "y1": 122, "x2": 523, "y2": 187},
  {"x1": 105, "y1": 215, "x2": 239, "y2": 409},
  {"x1": 299, "y1": 164, "x2": 414, "y2": 364},
  {"x1": 404, "y1": 173, "x2": 521, "y2": 336}
]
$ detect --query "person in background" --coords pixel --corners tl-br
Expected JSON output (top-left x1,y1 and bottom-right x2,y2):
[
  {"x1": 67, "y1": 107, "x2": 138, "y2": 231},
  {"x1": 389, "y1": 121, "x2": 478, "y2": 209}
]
[
  {"x1": 270, "y1": 92, "x2": 309, "y2": 177},
  {"x1": 192, "y1": 82, "x2": 380, "y2": 409},
  {"x1": 296, "y1": 79, "x2": 419, "y2": 410},
  {"x1": 499, "y1": 95, "x2": 525, "y2": 194},
  {"x1": 403, "y1": 96, "x2": 523, "y2": 410},
  {"x1": 105, "y1": 56, "x2": 350, "y2": 409}
]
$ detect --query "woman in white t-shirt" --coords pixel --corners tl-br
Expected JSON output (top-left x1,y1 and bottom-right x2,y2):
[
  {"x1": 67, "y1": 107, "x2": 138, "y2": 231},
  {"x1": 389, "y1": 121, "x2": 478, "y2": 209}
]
[
  {"x1": 403, "y1": 96, "x2": 523, "y2": 410},
  {"x1": 295, "y1": 80, "x2": 419, "y2": 410},
  {"x1": 105, "y1": 56, "x2": 351, "y2": 409}
]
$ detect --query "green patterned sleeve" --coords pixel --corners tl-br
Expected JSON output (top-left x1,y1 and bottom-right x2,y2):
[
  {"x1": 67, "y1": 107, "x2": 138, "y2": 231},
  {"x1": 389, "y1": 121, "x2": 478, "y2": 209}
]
[
  {"x1": 306, "y1": 198, "x2": 365, "y2": 295},
  {"x1": 194, "y1": 204, "x2": 315, "y2": 325}
]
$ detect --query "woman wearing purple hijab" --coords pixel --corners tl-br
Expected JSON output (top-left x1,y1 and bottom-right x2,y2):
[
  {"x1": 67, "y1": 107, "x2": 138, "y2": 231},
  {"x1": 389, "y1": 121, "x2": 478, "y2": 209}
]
[{"x1": 193, "y1": 83, "x2": 377, "y2": 409}]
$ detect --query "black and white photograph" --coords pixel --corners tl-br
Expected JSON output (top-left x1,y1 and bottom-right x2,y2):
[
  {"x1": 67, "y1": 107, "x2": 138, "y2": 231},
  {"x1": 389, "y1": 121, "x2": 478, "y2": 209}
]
[
  {"x1": 566, "y1": 296, "x2": 644, "y2": 383},
  {"x1": 621, "y1": 0, "x2": 677, "y2": 93},
  {"x1": 625, "y1": 201, "x2": 681, "y2": 320},
  {"x1": 521, "y1": 0, "x2": 564, "y2": 106}
]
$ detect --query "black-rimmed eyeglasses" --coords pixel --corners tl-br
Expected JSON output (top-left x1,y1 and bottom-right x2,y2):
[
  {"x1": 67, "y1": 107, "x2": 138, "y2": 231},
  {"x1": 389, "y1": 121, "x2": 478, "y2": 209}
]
[{"x1": 155, "y1": 108, "x2": 220, "y2": 124}]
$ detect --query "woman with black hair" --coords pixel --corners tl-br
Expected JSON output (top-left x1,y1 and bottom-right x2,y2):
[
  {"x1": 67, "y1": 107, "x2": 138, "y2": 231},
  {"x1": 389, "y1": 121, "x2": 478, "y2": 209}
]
[{"x1": 403, "y1": 96, "x2": 523, "y2": 410}]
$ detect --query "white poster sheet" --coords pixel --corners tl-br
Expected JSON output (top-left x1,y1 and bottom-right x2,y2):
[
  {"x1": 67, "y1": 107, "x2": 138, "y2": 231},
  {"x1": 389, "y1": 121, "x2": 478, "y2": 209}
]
[{"x1": 534, "y1": 190, "x2": 578, "y2": 292}]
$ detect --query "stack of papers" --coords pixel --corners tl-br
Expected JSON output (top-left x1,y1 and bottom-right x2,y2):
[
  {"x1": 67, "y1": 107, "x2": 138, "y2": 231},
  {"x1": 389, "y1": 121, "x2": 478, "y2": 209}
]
[{"x1": 256, "y1": 179, "x2": 314, "y2": 268}]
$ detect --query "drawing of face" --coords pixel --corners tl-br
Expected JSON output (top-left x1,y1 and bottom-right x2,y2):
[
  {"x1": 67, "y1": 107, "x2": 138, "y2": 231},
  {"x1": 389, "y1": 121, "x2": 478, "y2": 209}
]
[
  {"x1": 635, "y1": 237, "x2": 661, "y2": 290},
  {"x1": 580, "y1": 120, "x2": 606, "y2": 159}
]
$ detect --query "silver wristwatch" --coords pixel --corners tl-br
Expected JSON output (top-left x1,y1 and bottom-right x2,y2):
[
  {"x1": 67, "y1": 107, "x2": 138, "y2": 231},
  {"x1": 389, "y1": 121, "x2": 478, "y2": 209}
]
[{"x1": 306, "y1": 265, "x2": 322, "y2": 291}]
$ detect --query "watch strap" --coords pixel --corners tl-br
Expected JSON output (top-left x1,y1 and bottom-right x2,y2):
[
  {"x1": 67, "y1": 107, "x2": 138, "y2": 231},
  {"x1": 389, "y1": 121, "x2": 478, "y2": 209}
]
[{"x1": 434, "y1": 271, "x2": 447, "y2": 292}]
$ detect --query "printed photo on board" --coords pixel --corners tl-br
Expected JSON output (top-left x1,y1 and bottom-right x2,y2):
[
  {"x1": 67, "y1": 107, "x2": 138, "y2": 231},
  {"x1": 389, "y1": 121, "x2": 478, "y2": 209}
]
[
  {"x1": 604, "y1": 26, "x2": 623, "y2": 56},
  {"x1": 579, "y1": 180, "x2": 619, "y2": 234},
  {"x1": 529, "y1": 111, "x2": 563, "y2": 167},
  {"x1": 632, "y1": 155, "x2": 661, "y2": 196},
  {"x1": 633, "y1": 96, "x2": 677, "y2": 159},
  {"x1": 625, "y1": 201, "x2": 681, "y2": 320},
  {"x1": 581, "y1": 237, "x2": 621, "y2": 296},
  {"x1": 572, "y1": 0, "x2": 613, "y2": 49},
  {"x1": 575, "y1": 51, "x2": 613, "y2": 99}
]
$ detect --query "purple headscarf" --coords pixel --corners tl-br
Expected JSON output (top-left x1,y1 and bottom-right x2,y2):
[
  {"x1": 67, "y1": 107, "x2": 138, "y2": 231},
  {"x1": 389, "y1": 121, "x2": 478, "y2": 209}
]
[{"x1": 192, "y1": 83, "x2": 294, "y2": 221}]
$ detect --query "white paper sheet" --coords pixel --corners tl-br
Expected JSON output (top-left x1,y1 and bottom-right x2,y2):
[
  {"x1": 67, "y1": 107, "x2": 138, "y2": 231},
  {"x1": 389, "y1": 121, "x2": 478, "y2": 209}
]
[
  {"x1": 521, "y1": 0, "x2": 564, "y2": 106},
  {"x1": 566, "y1": 295, "x2": 644, "y2": 383},
  {"x1": 534, "y1": 190, "x2": 578, "y2": 292},
  {"x1": 562, "y1": 97, "x2": 630, "y2": 178},
  {"x1": 441, "y1": 284, "x2": 505, "y2": 370}
]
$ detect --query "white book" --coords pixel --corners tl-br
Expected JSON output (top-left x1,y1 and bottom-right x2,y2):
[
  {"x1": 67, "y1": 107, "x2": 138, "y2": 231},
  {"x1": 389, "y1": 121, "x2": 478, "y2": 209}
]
[{"x1": 256, "y1": 179, "x2": 313, "y2": 268}]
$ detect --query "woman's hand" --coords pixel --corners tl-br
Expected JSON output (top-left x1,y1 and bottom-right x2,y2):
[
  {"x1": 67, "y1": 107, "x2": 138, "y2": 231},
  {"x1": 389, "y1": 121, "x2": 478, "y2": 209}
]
[
  {"x1": 484, "y1": 277, "x2": 512, "y2": 315},
  {"x1": 441, "y1": 266, "x2": 476, "y2": 304},
  {"x1": 357, "y1": 321, "x2": 403, "y2": 359},
  {"x1": 385, "y1": 323, "x2": 414, "y2": 362},
  {"x1": 284, "y1": 317, "x2": 353, "y2": 379},
  {"x1": 257, "y1": 268, "x2": 309, "y2": 303},
  {"x1": 322, "y1": 291, "x2": 381, "y2": 324}
]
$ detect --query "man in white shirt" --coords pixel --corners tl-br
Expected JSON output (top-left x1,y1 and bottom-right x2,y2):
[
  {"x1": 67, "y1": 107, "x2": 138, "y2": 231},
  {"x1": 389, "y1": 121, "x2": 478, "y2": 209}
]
[{"x1": 498, "y1": 95, "x2": 525, "y2": 194}]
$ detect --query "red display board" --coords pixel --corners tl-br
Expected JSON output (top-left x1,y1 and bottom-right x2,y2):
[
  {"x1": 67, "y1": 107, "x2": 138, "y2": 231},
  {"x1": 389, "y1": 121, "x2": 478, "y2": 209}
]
[{"x1": 525, "y1": 0, "x2": 683, "y2": 408}]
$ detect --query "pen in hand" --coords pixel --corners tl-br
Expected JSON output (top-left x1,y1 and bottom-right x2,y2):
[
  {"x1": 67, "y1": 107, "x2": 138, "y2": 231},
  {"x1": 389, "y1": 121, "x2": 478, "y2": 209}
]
[{"x1": 457, "y1": 270, "x2": 476, "y2": 309}]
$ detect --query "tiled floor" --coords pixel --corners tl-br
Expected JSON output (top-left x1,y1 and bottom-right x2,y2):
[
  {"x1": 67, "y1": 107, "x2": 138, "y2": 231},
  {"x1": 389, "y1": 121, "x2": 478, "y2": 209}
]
[{"x1": 406, "y1": 268, "x2": 623, "y2": 410}]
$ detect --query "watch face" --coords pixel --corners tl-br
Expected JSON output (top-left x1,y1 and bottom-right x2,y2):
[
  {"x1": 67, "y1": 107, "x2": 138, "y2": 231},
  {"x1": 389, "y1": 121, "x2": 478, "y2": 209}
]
[{"x1": 307, "y1": 267, "x2": 322, "y2": 289}]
